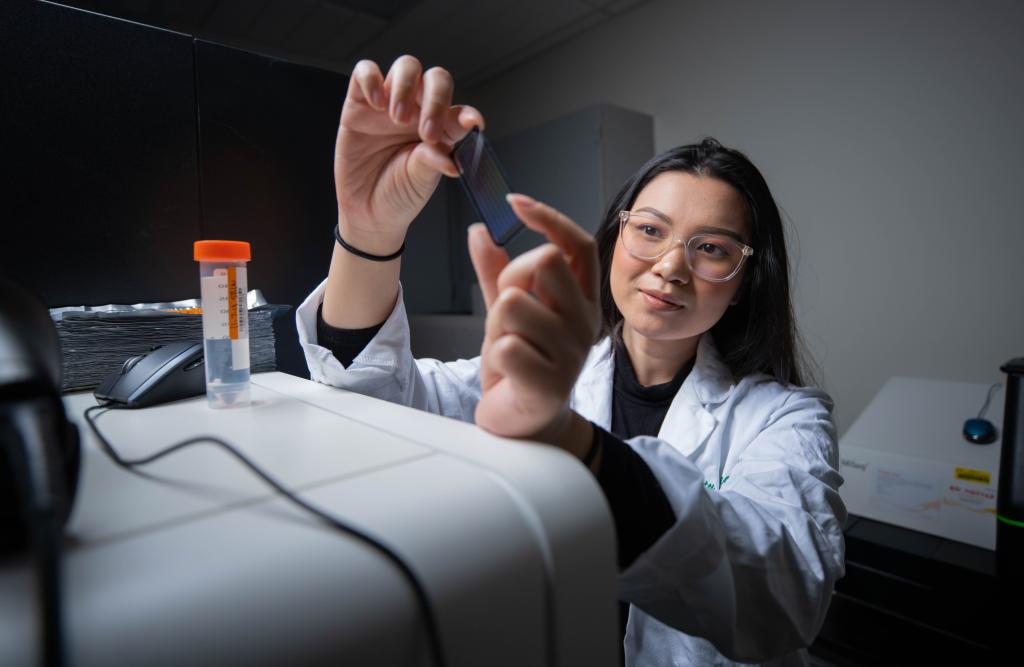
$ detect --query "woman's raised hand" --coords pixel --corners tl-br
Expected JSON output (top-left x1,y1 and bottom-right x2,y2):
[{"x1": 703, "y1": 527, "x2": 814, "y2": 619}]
[
  {"x1": 334, "y1": 56, "x2": 484, "y2": 255},
  {"x1": 468, "y1": 194, "x2": 601, "y2": 441}
]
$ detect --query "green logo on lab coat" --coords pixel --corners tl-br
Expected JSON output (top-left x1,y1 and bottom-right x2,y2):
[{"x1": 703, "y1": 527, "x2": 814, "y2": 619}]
[{"x1": 703, "y1": 474, "x2": 730, "y2": 491}]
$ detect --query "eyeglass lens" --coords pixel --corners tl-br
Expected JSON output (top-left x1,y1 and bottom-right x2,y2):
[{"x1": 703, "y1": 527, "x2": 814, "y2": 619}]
[{"x1": 621, "y1": 215, "x2": 743, "y2": 281}]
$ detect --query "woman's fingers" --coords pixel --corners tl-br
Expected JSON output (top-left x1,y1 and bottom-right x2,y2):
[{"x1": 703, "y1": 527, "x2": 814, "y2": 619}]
[
  {"x1": 349, "y1": 59, "x2": 387, "y2": 110},
  {"x1": 487, "y1": 333, "x2": 558, "y2": 396},
  {"x1": 468, "y1": 223, "x2": 509, "y2": 310},
  {"x1": 383, "y1": 55, "x2": 423, "y2": 125},
  {"x1": 347, "y1": 56, "x2": 484, "y2": 178},
  {"x1": 506, "y1": 194, "x2": 600, "y2": 303},
  {"x1": 473, "y1": 197, "x2": 599, "y2": 443},
  {"x1": 410, "y1": 142, "x2": 460, "y2": 179},
  {"x1": 440, "y1": 105, "x2": 485, "y2": 145},
  {"x1": 484, "y1": 286, "x2": 568, "y2": 364},
  {"x1": 418, "y1": 66, "x2": 454, "y2": 144},
  {"x1": 496, "y1": 244, "x2": 595, "y2": 344}
]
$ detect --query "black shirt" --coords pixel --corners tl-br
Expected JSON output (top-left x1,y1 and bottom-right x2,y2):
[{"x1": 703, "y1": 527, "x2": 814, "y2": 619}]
[{"x1": 316, "y1": 304, "x2": 684, "y2": 664}]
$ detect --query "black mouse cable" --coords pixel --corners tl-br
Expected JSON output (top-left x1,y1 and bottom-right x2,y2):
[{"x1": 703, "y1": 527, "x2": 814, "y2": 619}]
[{"x1": 81, "y1": 403, "x2": 446, "y2": 667}]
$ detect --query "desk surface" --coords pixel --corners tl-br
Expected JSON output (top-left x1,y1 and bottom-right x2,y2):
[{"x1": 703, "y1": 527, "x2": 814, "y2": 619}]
[{"x1": 1, "y1": 372, "x2": 618, "y2": 666}]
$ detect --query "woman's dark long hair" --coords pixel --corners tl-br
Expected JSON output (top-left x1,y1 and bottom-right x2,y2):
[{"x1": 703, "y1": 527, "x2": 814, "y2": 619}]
[{"x1": 595, "y1": 137, "x2": 817, "y2": 388}]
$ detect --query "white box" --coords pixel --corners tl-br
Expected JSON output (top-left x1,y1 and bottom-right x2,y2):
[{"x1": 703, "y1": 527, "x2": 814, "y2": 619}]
[{"x1": 839, "y1": 376, "x2": 1004, "y2": 550}]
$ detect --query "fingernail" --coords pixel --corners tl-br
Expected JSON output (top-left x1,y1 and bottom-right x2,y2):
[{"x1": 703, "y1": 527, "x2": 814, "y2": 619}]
[
  {"x1": 371, "y1": 88, "x2": 384, "y2": 108},
  {"x1": 394, "y1": 102, "x2": 407, "y2": 123},
  {"x1": 506, "y1": 193, "x2": 534, "y2": 208},
  {"x1": 468, "y1": 222, "x2": 488, "y2": 245},
  {"x1": 422, "y1": 118, "x2": 436, "y2": 141}
]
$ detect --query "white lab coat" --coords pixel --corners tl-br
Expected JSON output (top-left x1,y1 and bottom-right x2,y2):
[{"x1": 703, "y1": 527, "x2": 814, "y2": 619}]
[{"x1": 296, "y1": 279, "x2": 847, "y2": 666}]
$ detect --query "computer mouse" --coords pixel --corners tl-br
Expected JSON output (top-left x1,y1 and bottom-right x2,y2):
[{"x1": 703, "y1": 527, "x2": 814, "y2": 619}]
[
  {"x1": 94, "y1": 341, "x2": 205, "y2": 408},
  {"x1": 963, "y1": 417, "x2": 997, "y2": 445}
]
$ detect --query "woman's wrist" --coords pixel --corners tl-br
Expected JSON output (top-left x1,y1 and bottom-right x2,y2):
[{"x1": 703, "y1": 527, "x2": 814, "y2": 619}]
[
  {"x1": 324, "y1": 215, "x2": 403, "y2": 330},
  {"x1": 335, "y1": 224, "x2": 404, "y2": 261},
  {"x1": 337, "y1": 216, "x2": 407, "y2": 257},
  {"x1": 531, "y1": 410, "x2": 596, "y2": 467}
]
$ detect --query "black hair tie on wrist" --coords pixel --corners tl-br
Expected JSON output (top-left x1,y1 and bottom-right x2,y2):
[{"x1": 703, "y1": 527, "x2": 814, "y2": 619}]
[{"x1": 334, "y1": 223, "x2": 405, "y2": 262}]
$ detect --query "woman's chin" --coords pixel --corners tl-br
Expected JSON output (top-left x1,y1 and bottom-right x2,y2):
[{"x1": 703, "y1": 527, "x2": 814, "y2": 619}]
[{"x1": 623, "y1": 314, "x2": 686, "y2": 341}]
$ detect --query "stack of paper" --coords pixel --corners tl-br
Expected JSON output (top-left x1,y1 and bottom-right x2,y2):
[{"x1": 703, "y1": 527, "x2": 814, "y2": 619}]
[{"x1": 50, "y1": 292, "x2": 285, "y2": 392}]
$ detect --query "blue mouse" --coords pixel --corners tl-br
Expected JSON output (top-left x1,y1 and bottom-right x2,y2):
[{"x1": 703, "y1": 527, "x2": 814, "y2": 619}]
[{"x1": 963, "y1": 417, "x2": 997, "y2": 445}]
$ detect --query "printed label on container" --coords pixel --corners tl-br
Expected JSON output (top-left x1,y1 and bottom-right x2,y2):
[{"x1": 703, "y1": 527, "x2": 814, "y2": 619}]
[{"x1": 200, "y1": 266, "x2": 250, "y2": 370}]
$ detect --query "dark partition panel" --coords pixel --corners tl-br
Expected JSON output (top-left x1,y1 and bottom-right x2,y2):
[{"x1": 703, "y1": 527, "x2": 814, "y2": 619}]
[
  {"x1": 195, "y1": 40, "x2": 346, "y2": 377},
  {"x1": 0, "y1": 2, "x2": 351, "y2": 378},
  {"x1": 0, "y1": 0, "x2": 201, "y2": 306}
]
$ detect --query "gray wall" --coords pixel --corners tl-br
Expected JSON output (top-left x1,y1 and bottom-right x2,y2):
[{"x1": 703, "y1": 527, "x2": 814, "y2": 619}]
[
  {"x1": 466, "y1": 0, "x2": 1024, "y2": 436},
  {"x1": 401, "y1": 184, "x2": 453, "y2": 313}
]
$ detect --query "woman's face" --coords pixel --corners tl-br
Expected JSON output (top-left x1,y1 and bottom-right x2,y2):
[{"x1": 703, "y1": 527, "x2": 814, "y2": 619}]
[{"x1": 610, "y1": 171, "x2": 752, "y2": 348}]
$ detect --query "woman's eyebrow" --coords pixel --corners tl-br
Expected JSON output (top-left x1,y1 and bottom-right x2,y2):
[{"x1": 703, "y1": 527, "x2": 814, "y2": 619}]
[{"x1": 634, "y1": 206, "x2": 747, "y2": 244}]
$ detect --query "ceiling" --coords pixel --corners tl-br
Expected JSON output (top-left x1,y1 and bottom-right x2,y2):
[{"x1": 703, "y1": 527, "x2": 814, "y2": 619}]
[{"x1": 55, "y1": 0, "x2": 650, "y2": 88}]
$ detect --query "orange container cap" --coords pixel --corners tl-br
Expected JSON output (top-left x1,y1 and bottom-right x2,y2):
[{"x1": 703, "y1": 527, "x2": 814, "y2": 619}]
[{"x1": 194, "y1": 240, "x2": 251, "y2": 262}]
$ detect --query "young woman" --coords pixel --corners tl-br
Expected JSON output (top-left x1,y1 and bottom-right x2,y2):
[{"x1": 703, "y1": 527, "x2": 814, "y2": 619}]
[{"x1": 297, "y1": 55, "x2": 847, "y2": 666}]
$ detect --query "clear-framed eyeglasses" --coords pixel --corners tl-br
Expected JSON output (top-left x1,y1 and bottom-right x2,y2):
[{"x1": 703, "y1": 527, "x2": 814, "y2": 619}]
[{"x1": 618, "y1": 210, "x2": 754, "y2": 283}]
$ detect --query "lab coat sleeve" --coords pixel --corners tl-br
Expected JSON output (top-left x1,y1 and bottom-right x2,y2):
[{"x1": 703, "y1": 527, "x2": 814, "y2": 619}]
[
  {"x1": 295, "y1": 278, "x2": 482, "y2": 423},
  {"x1": 619, "y1": 387, "x2": 847, "y2": 662}
]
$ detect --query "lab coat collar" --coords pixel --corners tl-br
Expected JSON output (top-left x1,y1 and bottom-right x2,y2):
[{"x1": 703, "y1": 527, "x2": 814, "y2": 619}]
[
  {"x1": 573, "y1": 331, "x2": 736, "y2": 432},
  {"x1": 687, "y1": 332, "x2": 736, "y2": 406}
]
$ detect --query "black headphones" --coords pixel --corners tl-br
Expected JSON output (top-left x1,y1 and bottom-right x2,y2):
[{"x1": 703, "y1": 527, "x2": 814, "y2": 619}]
[{"x1": 0, "y1": 276, "x2": 81, "y2": 665}]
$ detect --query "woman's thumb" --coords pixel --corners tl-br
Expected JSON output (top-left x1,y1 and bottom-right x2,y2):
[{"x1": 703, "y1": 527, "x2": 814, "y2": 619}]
[
  {"x1": 468, "y1": 223, "x2": 508, "y2": 311},
  {"x1": 406, "y1": 142, "x2": 451, "y2": 195}
]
